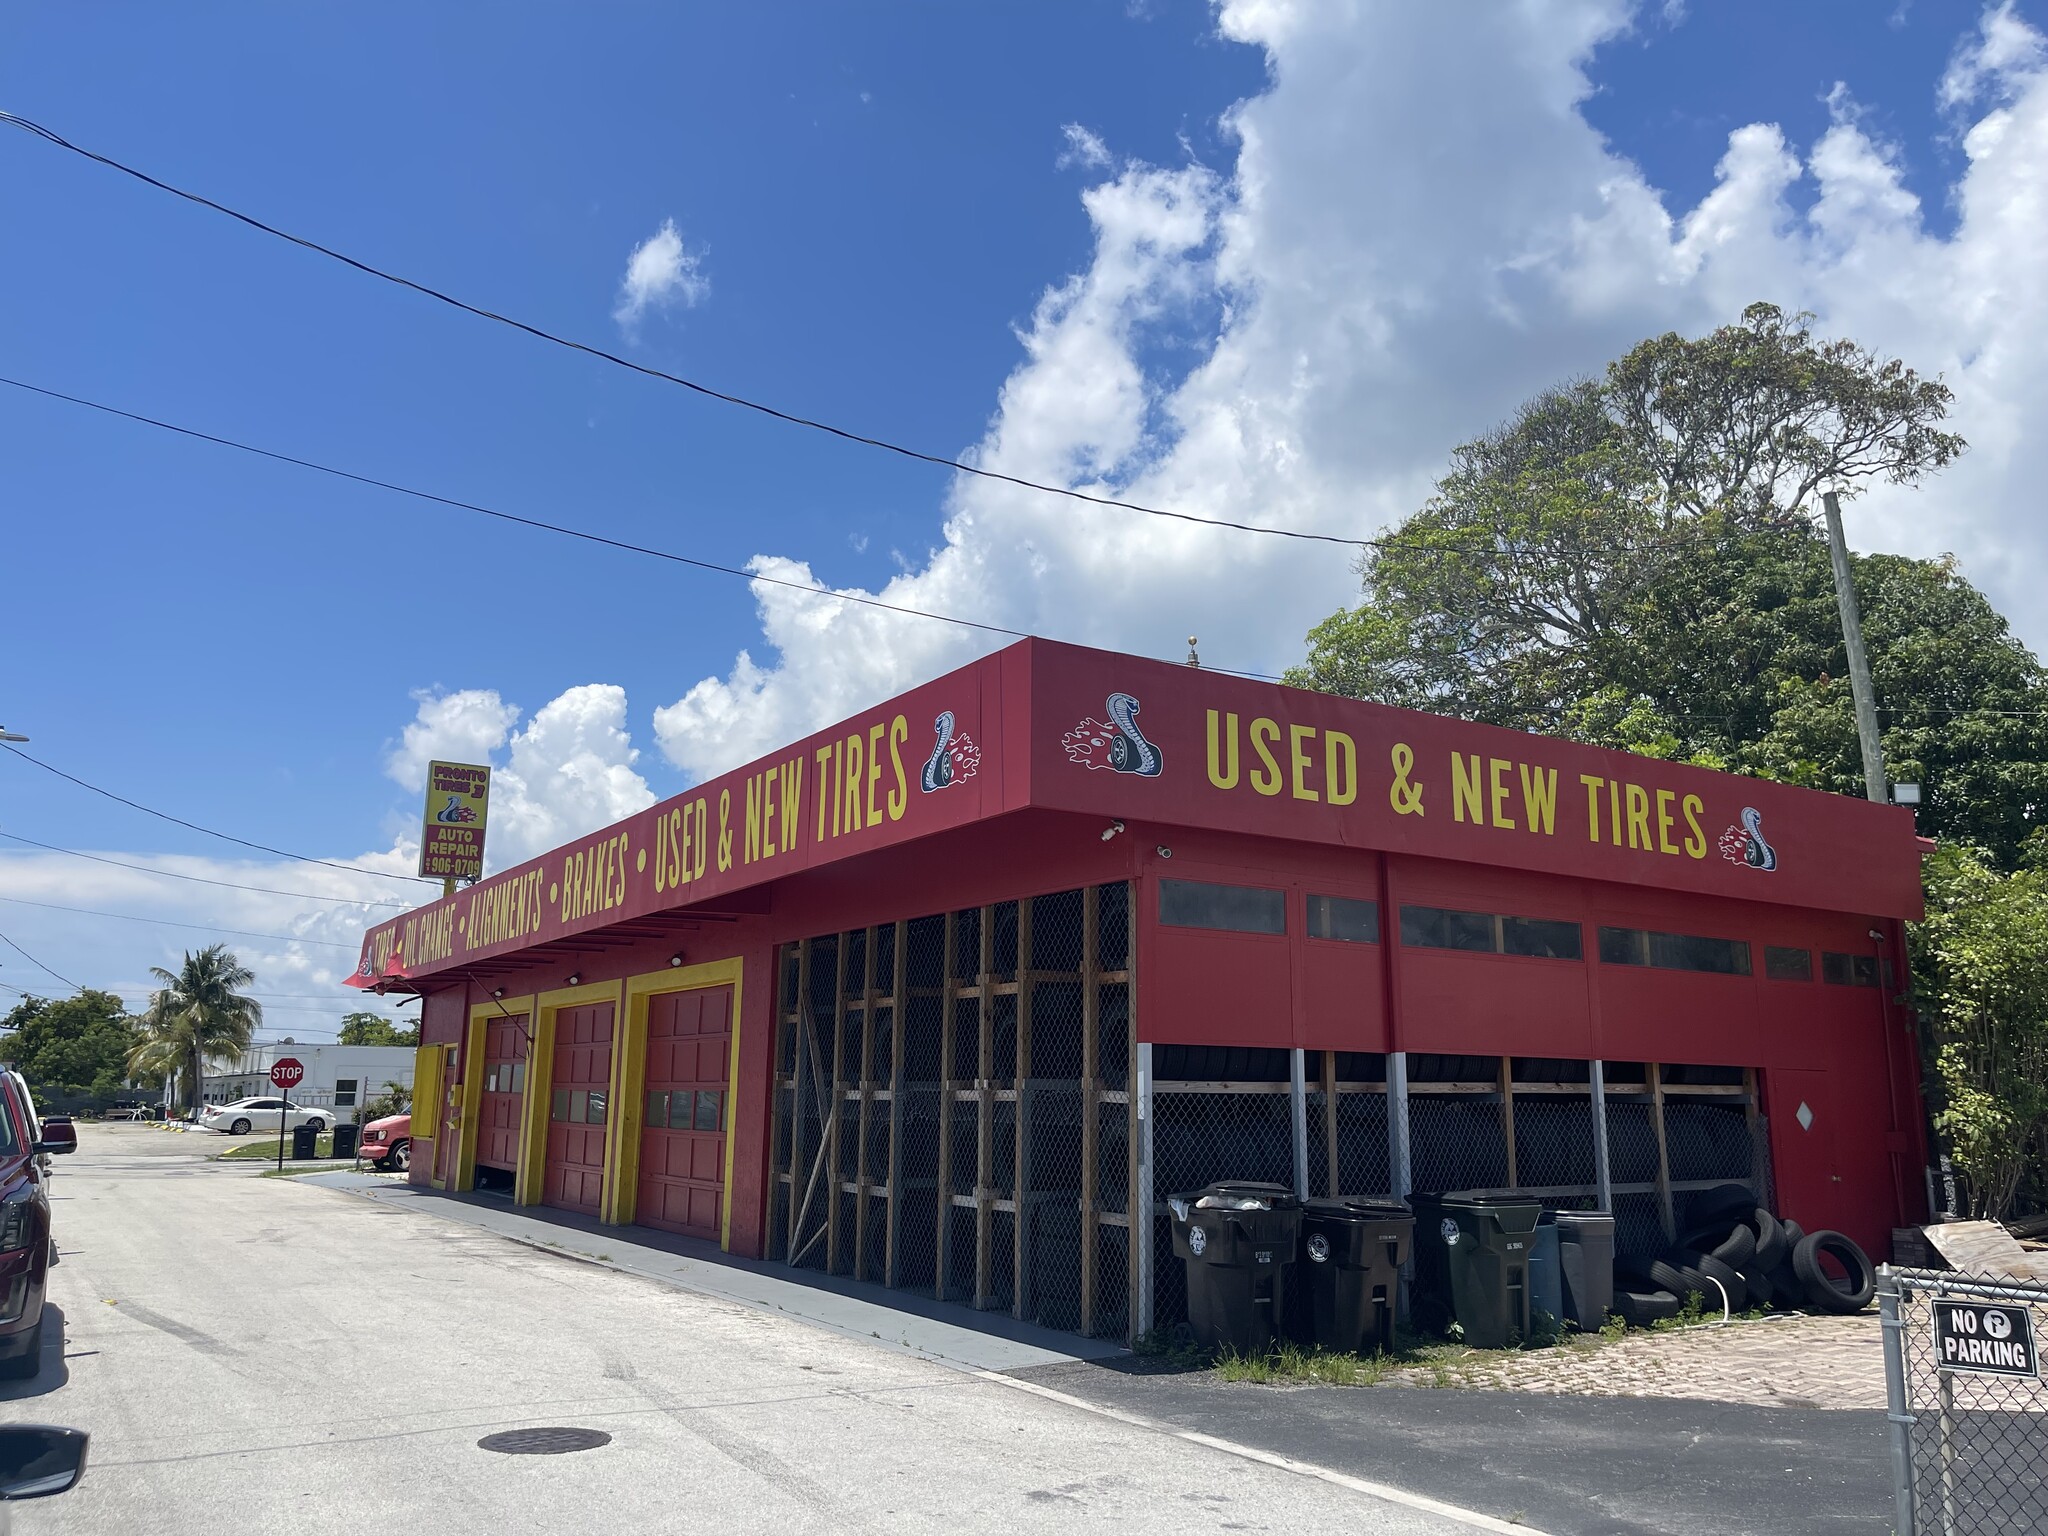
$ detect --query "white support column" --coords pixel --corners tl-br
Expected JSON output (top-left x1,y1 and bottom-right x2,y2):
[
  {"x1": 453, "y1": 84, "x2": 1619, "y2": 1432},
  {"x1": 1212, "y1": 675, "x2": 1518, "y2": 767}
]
[
  {"x1": 1135, "y1": 1041, "x2": 1155, "y2": 1338},
  {"x1": 1589, "y1": 1059, "x2": 1613, "y2": 1214},
  {"x1": 1289, "y1": 1047, "x2": 1310, "y2": 1201}
]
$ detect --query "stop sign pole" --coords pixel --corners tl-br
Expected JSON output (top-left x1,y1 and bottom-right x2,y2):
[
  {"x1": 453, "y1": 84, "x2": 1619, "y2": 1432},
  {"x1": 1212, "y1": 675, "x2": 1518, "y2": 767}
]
[{"x1": 270, "y1": 1057, "x2": 304, "y2": 1171}]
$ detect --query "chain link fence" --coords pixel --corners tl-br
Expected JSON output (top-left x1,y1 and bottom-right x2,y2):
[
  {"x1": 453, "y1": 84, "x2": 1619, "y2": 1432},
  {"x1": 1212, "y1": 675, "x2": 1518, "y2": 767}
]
[
  {"x1": 1882, "y1": 1267, "x2": 2048, "y2": 1536},
  {"x1": 769, "y1": 882, "x2": 1136, "y2": 1340}
]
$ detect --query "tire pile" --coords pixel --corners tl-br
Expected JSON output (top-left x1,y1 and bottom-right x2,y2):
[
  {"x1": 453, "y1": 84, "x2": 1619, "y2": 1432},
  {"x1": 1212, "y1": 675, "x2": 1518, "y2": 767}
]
[{"x1": 1614, "y1": 1183, "x2": 1877, "y2": 1325}]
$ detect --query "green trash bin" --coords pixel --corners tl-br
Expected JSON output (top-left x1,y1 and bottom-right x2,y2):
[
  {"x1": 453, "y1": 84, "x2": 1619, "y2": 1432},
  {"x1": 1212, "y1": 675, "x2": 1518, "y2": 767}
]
[
  {"x1": 1412, "y1": 1190, "x2": 1542, "y2": 1348},
  {"x1": 1167, "y1": 1181, "x2": 1302, "y2": 1355},
  {"x1": 1295, "y1": 1198, "x2": 1412, "y2": 1355}
]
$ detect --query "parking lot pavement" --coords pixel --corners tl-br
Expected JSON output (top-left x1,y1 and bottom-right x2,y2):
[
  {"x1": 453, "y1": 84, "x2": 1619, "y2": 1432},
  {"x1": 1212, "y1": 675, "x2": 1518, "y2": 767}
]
[{"x1": 3, "y1": 1126, "x2": 1499, "y2": 1536}]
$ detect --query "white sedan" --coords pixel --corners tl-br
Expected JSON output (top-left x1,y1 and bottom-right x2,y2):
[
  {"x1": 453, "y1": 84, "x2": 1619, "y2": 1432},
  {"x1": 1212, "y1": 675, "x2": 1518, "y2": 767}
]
[{"x1": 199, "y1": 1097, "x2": 335, "y2": 1136}]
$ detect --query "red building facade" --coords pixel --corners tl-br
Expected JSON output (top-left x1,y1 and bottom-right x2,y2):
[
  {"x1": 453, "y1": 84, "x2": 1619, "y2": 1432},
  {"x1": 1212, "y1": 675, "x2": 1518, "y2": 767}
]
[{"x1": 354, "y1": 639, "x2": 1927, "y2": 1339}]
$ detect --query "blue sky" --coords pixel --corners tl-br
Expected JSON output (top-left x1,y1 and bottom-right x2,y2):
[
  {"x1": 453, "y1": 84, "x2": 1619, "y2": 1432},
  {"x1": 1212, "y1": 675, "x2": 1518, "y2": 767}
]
[{"x1": 3, "y1": 2, "x2": 2045, "y2": 1033}]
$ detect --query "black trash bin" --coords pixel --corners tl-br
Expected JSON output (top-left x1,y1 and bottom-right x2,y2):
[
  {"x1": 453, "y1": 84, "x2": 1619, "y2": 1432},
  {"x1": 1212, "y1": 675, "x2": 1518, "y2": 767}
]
[
  {"x1": 1167, "y1": 1181, "x2": 1302, "y2": 1355},
  {"x1": 1295, "y1": 1198, "x2": 1412, "y2": 1355},
  {"x1": 1554, "y1": 1212, "x2": 1615, "y2": 1329},
  {"x1": 331, "y1": 1123, "x2": 360, "y2": 1161},
  {"x1": 291, "y1": 1124, "x2": 320, "y2": 1160},
  {"x1": 1412, "y1": 1190, "x2": 1542, "y2": 1348}
]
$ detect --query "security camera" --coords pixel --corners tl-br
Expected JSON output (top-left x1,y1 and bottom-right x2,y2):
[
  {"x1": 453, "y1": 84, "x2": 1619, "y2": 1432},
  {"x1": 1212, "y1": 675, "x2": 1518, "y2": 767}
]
[{"x1": 1101, "y1": 821, "x2": 1125, "y2": 842}]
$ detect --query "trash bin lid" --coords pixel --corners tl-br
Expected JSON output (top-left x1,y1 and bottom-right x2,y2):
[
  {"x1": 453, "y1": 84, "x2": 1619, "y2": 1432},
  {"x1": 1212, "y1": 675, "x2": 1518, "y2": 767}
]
[
  {"x1": 1198, "y1": 1180, "x2": 1299, "y2": 1211},
  {"x1": 1443, "y1": 1188, "x2": 1539, "y2": 1207},
  {"x1": 1304, "y1": 1197, "x2": 1412, "y2": 1221}
]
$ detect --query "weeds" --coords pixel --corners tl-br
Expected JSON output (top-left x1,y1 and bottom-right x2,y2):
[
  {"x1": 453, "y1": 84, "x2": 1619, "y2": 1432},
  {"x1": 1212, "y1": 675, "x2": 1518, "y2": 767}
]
[{"x1": 1212, "y1": 1341, "x2": 1395, "y2": 1386}]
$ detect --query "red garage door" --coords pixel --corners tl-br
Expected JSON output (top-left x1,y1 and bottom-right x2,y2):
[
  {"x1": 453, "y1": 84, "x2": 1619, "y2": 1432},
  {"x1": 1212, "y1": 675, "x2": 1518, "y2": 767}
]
[
  {"x1": 636, "y1": 986, "x2": 732, "y2": 1239},
  {"x1": 477, "y1": 1014, "x2": 529, "y2": 1173},
  {"x1": 545, "y1": 1002, "x2": 613, "y2": 1216}
]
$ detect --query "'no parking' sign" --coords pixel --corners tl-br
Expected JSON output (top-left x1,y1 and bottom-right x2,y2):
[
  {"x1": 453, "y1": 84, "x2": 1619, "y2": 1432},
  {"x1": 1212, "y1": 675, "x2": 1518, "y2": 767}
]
[{"x1": 1934, "y1": 1301, "x2": 2040, "y2": 1379}]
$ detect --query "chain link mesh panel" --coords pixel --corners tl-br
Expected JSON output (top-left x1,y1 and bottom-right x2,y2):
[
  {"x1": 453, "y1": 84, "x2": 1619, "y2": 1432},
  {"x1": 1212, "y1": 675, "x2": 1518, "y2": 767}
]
[
  {"x1": 1890, "y1": 1269, "x2": 2048, "y2": 1535},
  {"x1": 1146, "y1": 1083, "x2": 1295, "y2": 1332},
  {"x1": 768, "y1": 882, "x2": 1136, "y2": 1339}
]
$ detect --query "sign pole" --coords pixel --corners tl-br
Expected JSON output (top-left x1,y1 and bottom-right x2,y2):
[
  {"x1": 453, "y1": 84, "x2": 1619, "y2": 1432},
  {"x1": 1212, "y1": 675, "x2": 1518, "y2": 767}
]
[{"x1": 268, "y1": 1057, "x2": 305, "y2": 1170}]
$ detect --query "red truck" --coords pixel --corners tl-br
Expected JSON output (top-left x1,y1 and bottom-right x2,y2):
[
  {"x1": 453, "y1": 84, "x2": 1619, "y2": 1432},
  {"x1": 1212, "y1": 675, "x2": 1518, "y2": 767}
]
[{"x1": 0, "y1": 1071, "x2": 78, "y2": 1379}]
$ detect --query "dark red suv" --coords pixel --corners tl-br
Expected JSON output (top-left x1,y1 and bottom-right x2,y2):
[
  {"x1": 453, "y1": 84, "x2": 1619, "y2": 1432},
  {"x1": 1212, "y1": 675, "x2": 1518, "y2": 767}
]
[{"x1": 0, "y1": 1072, "x2": 77, "y2": 1379}]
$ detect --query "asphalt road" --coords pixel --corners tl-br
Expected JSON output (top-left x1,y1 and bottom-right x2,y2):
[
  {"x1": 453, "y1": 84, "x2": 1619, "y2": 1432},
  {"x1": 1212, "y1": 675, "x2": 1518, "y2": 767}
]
[{"x1": 2, "y1": 1126, "x2": 1485, "y2": 1536}]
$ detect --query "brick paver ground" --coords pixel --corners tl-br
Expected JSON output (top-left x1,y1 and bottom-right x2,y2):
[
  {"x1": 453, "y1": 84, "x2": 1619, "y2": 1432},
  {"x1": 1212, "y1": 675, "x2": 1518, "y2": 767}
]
[{"x1": 1383, "y1": 1310, "x2": 1886, "y2": 1409}]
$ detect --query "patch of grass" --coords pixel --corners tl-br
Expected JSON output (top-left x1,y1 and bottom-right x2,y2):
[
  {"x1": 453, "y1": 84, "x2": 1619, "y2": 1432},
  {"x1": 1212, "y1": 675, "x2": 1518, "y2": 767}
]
[
  {"x1": 1213, "y1": 1341, "x2": 1396, "y2": 1386},
  {"x1": 215, "y1": 1133, "x2": 336, "y2": 1162}
]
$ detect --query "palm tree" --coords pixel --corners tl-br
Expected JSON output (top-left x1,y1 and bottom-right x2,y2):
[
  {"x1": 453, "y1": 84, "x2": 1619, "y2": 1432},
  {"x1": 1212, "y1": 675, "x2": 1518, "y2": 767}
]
[{"x1": 125, "y1": 946, "x2": 263, "y2": 1117}]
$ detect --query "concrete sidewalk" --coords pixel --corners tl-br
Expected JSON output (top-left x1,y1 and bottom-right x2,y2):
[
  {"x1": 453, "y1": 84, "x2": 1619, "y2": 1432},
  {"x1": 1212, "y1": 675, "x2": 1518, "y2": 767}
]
[{"x1": 306, "y1": 1170, "x2": 1125, "y2": 1374}]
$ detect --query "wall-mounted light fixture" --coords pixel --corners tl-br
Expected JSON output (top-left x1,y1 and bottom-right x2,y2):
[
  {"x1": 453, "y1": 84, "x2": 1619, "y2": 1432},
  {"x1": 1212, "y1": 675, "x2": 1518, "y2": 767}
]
[
  {"x1": 490, "y1": 987, "x2": 505, "y2": 1000},
  {"x1": 565, "y1": 973, "x2": 582, "y2": 987},
  {"x1": 669, "y1": 953, "x2": 686, "y2": 968}
]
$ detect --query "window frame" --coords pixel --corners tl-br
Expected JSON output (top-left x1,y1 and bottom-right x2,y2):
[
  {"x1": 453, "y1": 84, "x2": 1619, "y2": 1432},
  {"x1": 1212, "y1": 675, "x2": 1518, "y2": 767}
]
[
  {"x1": 1305, "y1": 893, "x2": 1380, "y2": 945},
  {"x1": 1157, "y1": 877, "x2": 1287, "y2": 937},
  {"x1": 1764, "y1": 945, "x2": 1813, "y2": 982},
  {"x1": 1398, "y1": 903, "x2": 1583, "y2": 962},
  {"x1": 1598, "y1": 925, "x2": 1754, "y2": 977}
]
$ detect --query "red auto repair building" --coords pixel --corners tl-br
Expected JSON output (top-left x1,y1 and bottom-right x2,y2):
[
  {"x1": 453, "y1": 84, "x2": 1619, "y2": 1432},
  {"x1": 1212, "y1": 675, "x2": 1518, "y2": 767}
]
[{"x1": 351, "y1": 637, "x2": 1928, "y2": 1342}]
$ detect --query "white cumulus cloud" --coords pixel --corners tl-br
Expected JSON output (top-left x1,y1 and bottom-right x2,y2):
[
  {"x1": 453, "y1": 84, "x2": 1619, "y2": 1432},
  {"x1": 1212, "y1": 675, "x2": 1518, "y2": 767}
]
[
  {"x1": 614, "y1": 217, "x2": 710, "y2": 334},
  {"x1": 645, "y1": 0, "x2": 2048, "y2": 785}
]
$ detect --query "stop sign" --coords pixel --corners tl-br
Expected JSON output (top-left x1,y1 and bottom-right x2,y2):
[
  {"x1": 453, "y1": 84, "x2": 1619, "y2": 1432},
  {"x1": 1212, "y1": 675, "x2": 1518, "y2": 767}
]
[{"x1": 270, "y1": 1057, "x2": 305, "y2": 1091}]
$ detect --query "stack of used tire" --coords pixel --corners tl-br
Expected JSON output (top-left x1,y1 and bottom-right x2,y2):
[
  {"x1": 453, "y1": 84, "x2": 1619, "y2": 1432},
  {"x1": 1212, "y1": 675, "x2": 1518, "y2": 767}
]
[{"x1": 1614, "y1": 1183, "x2": 1877, "y2": 1325}]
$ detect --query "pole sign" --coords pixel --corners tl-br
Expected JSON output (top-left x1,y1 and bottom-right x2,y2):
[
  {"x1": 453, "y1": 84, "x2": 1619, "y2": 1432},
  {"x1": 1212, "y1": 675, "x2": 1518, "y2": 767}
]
[
  {"x1": 1934, "y1": 1300, "x2": 2039, "y2": 1378},
  {"x1": 269, "y1": 1058, "x2": 305, "y2": 1091},
  {"x1": 419, "y1": 761, "x2": 491, "y2": 882}
]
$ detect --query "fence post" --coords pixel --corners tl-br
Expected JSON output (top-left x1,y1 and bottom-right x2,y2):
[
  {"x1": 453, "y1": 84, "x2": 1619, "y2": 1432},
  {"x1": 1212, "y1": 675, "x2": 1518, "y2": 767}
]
[
  {"x1": 1386, "y1": 1051, "x2": 1411, "y2": 1200},
  {"x1": 1289, "y1": 1048, "x2": 1309, "y2": 1202},
  {"x1": 1877, "y1": 1268, "x2": 1917, "y2": 1536},
  {"x1": 1589, "y1": 1059, "x2": 1612, "y2": 1214},
  {"x1": 1135, "y1": 1041, "x2": 1154, "y2": 1339}
]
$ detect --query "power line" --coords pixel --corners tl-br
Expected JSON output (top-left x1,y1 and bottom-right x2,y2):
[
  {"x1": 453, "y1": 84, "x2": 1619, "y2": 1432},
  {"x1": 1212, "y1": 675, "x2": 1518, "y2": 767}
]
[
  {"x1": 0, "y1": 829, "x2": 411, "y2": 908},
  {"x1": 0, "y1": 928, "x2": 81, "y2": 993},
  {"x1": 0, "y1": 109, "x2": 1371, "y2": 553},
  {"x1": 0, "y1": 375, "x2": 1295, "y2": 684},
  {"x1": 0, "y1": 743, "x2": 437, "y2": 887},
  {"x1": 0, "y1": 895, "x2": 355, "y2": 949}
]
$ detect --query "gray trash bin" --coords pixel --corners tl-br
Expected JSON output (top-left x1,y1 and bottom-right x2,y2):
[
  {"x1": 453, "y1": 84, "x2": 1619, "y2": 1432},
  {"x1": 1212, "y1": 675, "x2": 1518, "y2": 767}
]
[
  {"x1": 1529, "y1": 1212, "x2": 1563, "y2": 1331},
  {"x1": 1555, "y1": 1212, "x2": 1616, "y2": 1329}
]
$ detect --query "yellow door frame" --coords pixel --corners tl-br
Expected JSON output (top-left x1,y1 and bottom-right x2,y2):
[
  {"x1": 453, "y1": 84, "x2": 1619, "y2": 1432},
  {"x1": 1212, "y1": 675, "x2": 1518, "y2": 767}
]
[
  {"x1": 607, "y1": 957, "x2": 745, "y2": 1246},
  {"x1": 410, "y1": 1042, "x2": 443, "y2": 1183},
  {"x1": 458, "y1": 994, "x2": 533, "y2": 1194},
  {"x1": 516, "y1": 978, "x2": 625, "y2": 1208},
  {"x1": 429, "y1": 1041, "x2": 460, "y2": 1190}
]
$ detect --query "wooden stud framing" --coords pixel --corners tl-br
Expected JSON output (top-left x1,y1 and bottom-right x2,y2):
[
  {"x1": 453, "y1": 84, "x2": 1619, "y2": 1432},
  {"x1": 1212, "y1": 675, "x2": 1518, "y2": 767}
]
[
  {"x1": 1078, "y1": 885, "x2": 1100, "y2": 1337},
  {"x1": 1321, "y1": 1049, "x2": 1340, "y2": 1198},
  {"x1": 935, "y1": 911, "x2": 957, "y2": 1301},
  {"x1": 853, "y1": 925, "x2": 878, "y2": 1283},
  {"x1": 974, "y1": 904, "x2": 995, "y2": 1311},
  {"x1": 885, "y1": 919, "x2": 907, "y2": 1288},
  {"x1": 1012, "y1": 898, "x2": 1035, "y2": 1321},
  {"x1": 1126, "y1": 881, "x2": 1143, "y2": 1342},
  {"x1": 1500, "y1": 1056, "x2": 1518, "y2": 1188},
  {"x1": 1649, "y1": 1061, "x2": 1676, "y2": 1240},
  {"x1": 786, "y1": 940, "x2": 811, "y2": 1261},
  {"x1": 826, "y1": 938, "x2": 848, "y2": 1275},
  {"x1": 765, "y1": 947, "x2": 793, "y2": 1259}
]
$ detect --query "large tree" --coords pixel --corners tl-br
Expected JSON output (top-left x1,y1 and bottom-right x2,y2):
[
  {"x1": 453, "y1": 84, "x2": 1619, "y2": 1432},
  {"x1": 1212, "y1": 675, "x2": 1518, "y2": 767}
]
[
  {"x1": 1912, "y1": 840, "x2": 2048, "y2": 1219},
  {"x1": 337, "y1": 1011, "x2": 418, "y2": 1048},
  {"x1": 0, "y1": 991, "x2": 141, "y2": 1097},
  {"x1": 1291, "y1": 303, "x2": 2048, "y2": 866},
  {"x1": 126, "y1": 945, "x2": 264, "y2": 1116}
]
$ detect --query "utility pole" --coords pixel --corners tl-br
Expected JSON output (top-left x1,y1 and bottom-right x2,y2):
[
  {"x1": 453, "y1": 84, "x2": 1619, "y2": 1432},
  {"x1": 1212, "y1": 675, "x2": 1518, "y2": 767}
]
[{"x1": 1822, "y1": 490, "x2": 1887, "y2": 804}]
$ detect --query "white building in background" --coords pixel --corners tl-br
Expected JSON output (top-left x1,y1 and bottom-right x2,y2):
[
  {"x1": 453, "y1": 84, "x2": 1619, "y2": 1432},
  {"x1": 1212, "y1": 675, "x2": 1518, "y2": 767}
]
[{"x1": 201, "y1": 1041, "x2": 416, "y2": 1117}]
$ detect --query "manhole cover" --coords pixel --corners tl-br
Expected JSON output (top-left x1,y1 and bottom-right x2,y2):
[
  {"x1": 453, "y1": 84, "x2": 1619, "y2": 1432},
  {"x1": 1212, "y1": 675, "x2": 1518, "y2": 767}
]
[{"x1": 477, "y1": 1427, "x2": 612, "y2": 1455}]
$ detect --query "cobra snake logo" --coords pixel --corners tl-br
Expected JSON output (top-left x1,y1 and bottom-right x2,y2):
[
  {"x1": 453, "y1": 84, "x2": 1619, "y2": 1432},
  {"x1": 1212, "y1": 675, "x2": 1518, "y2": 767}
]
[
  {"x1": 1718, "y1": 805, "x2": 1779, "y2": 871},
  {"x1": 919, "y1": 710, "x2": 981, "y2": 792},
  {"x1": 1062, "y1": 692, "x2": 1164, "y2": 777}
]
